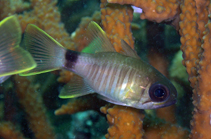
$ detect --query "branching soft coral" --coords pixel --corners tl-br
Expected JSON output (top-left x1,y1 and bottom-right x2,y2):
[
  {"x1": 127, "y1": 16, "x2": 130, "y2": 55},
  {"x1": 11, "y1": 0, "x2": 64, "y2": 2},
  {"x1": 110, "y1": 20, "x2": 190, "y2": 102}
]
[
  {"x1": 0, "y1": 0, "x2": 30, "y2": 20},
  {"x1": 17, "y1": 0, "x2": 73, "y2": 48},
  {"x1": 101, "y1": 0, "x2": 134, "y2": 52},
  {"x1": 0, "y1": 121, "x2": 26, "y2": 139},
  {"x1": 107, "y1": 0, "x2": 180, "y2": 23}
]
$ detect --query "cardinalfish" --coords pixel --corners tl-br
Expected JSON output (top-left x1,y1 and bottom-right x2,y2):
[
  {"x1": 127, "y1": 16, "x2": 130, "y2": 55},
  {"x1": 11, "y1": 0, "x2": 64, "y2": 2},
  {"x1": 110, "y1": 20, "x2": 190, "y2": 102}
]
[
  {"x1": 0, "y1": 16, "x2": 36, "y2": 83},
  {"x1": 20, "y1": 22, "x2": 177, "y2": 109}
]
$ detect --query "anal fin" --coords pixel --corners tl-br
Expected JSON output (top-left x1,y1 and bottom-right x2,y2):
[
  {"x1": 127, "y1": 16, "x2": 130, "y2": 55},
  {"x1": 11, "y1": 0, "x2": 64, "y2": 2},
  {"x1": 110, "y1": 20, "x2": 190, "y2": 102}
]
[{"x1": 0, "y1": 76, "x2": 10, "y2": 83}]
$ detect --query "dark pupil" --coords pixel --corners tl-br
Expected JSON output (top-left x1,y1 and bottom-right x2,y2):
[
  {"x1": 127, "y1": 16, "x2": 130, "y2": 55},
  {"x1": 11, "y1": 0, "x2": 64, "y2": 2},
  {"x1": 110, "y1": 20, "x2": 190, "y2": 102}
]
[
  {"x1": 154, "y1": 88, "x2": 165, "y2": 98},
  {"x1": 149, "y1": 83, "x2": 169, "y2": 102}
]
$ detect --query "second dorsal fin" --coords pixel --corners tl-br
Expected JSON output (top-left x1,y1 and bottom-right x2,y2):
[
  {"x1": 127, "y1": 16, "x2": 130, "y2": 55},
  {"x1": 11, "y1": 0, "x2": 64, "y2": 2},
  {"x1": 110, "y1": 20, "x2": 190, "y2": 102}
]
[
  {"x1": 119, "y1": 40, "x2": 140, "y2": 59},
  {"x1": 85, "y1": 21, "x2": 116, "y2": 53}
]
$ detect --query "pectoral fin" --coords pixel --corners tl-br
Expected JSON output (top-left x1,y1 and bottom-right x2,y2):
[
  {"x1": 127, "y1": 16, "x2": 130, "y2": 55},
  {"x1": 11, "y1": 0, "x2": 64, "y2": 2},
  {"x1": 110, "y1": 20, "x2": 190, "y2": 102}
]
[{"x1": 59, "y1": 75, "x2": 95, "y2": 99}]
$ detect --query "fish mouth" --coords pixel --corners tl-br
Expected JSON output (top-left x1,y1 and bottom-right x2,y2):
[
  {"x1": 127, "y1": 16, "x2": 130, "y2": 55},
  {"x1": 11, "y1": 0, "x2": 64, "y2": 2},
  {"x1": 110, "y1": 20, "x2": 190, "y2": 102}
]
[{"x1": 154, "y1": 99, "x2": 177, "y2": 109}]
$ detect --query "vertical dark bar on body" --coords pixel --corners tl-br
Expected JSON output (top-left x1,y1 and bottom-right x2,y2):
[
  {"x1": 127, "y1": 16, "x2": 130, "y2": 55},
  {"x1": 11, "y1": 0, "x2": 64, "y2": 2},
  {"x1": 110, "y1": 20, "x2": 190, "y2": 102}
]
[{"x1": 65, "y1": 50, "x2": 79, "y2": 69}]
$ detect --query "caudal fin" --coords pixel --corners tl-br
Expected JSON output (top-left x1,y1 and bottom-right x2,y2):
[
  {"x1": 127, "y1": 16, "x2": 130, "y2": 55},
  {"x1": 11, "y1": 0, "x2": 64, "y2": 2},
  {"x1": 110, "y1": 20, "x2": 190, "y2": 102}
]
[
  {"x1": 20, "y1": 24, "x2": 66, "y2": 76},
  {"x1": 0, "y1": 16, "x2": 37, "y2": 77}
]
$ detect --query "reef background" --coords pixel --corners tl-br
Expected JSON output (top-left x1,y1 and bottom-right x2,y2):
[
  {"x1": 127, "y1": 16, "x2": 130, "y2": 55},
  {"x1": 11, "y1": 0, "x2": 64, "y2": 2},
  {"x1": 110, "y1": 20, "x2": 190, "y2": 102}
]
[{"x1": 0, "y1": 0, "x2": 210, "y2": 139}]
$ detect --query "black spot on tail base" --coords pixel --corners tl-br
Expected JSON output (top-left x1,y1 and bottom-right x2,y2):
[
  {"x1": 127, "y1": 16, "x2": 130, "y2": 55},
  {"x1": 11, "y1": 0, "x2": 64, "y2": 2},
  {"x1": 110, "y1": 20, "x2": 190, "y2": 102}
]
[{"x1": 65, "y1": 50, "x2": 79, "y2": 69}]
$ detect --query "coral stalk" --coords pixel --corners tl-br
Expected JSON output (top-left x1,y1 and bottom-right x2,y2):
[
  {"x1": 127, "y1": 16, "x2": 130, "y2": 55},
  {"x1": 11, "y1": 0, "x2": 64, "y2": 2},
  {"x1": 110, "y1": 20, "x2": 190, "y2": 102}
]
[
  {"x1": 18, "y1": 0, "x2": 72, "y2": 48},
  {"x1": 195, "y1": 0, "x2": 209, "y2": 38},
  {"x1": 0, "y1": 121, "x2": 26, "y2": 139},
  {"x1": 14, "y1": 76, "x2": 56, "y2": 139},
  {"x1": 179, "y1": 0, "x2": 201, "y2": 88},
  {"x1": 101, "y1": 105, "x2": 145, "y2": 139},
  {"x1": 190, "y1": 22, "x2": 211, "y2": 139},
  {"x1": 101, "y1": 0, "x2": 134, "y2": 52}
]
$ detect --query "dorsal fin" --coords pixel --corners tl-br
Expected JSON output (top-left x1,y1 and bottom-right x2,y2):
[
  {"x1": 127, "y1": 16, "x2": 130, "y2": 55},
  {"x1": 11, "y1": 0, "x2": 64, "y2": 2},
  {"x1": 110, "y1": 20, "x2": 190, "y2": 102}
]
[
  {"x1": 85, "y1": 21, "x2": 116, "y2": 53},
  {"x1": 119, "y1": 40, "x2": 140, "y2": 59},
  {"x1": 59, "y1": 75, "x2": 94, "y2": 99}
]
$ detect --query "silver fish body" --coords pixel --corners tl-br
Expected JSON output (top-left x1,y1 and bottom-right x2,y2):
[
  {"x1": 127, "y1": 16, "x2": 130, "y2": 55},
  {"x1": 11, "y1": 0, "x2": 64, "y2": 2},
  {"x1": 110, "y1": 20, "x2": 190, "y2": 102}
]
[
  {"x1": 64, "y1": 52, "x2": 177, "y2": 109},
  {"x1": 21, "y1": 21, "x2": 177, "y2": 109}
]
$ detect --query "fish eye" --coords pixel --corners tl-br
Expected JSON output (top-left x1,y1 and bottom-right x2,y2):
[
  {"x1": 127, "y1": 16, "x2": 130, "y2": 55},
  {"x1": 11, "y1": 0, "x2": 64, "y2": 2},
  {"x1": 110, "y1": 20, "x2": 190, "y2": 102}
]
[{"x1": 149, "y1": 83, "x2": 169, "y2": 102}]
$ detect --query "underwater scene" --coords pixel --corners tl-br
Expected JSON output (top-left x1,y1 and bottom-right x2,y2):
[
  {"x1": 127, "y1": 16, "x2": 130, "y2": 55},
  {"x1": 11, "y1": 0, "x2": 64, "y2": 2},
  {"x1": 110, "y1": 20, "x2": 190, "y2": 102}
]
[{"x1": 0, "y1": 0, "x2": 210, "y2": 138}]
